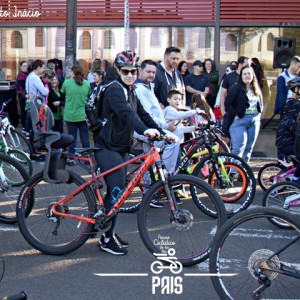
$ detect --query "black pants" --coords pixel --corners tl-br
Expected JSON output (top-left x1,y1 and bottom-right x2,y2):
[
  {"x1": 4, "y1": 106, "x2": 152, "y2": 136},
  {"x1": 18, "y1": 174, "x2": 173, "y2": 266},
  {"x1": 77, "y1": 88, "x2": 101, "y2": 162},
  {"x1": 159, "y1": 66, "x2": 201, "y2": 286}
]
[
  {"x1": 18, "y1": 93, "x2": 27, "y2": 128},
  {"x1": 94, "y1": 147, "x2": 128, "y2": 238}
]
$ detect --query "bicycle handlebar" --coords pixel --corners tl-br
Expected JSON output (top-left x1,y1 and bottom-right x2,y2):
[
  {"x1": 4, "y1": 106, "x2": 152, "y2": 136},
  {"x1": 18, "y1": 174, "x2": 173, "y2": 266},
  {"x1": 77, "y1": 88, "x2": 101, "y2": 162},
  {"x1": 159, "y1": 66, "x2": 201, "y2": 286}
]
[
  {"x1": 147, "y1": 134, "x2": 176, "y2": 144},
  {"x1": 2, "y1": 99, "x2": 12, "y2": 107}
]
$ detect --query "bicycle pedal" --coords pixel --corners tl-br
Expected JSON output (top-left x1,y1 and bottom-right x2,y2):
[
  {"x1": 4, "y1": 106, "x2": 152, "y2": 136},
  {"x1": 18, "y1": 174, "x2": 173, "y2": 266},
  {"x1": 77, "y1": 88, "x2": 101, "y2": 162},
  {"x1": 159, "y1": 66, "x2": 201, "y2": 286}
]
[{"x1": 89, "y1": 228, "x2": 99, "y2": 239}]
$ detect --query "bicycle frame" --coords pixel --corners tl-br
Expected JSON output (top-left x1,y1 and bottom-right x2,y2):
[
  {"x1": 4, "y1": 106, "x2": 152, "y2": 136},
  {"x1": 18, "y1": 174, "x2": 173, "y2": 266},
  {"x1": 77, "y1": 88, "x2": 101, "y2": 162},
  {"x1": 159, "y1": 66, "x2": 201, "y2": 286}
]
[
  {"x1": 51, "y1": 145, "x2": 168, "y2": 225},
  {"x1": 174, "y1": 131, "x2": 232, "y2": 185},
  {"x1": 271, "y1": 166, "x2": 296, "y2": 182}
]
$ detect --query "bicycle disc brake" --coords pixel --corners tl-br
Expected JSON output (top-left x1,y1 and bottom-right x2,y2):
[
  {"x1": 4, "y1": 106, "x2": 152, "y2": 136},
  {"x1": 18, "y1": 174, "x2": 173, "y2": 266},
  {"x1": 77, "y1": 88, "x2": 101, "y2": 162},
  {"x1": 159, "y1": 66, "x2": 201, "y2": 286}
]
[{"x1": 171, "y1": 208, "x2": 193, "y2": 231}]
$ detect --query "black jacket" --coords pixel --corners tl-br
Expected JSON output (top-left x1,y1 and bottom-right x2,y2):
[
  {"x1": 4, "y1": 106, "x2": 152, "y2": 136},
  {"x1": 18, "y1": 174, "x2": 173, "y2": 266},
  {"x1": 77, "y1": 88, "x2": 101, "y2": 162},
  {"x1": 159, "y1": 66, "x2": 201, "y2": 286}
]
[
  {"x1": 223, "y1": 83, "x2": 263, "y2": 136},
  {"x1": 276, "y1": 98, "x2": 300, "y2": 149},
  {"x1": 48, "y1": 88, "x2": 65, "y2": 114},
  {"x1": 154, "y1": 63, "x2": 184, "y2": 107},
  {"x1": 96, "y1": 79, "x2": 162, "y2": 153}
]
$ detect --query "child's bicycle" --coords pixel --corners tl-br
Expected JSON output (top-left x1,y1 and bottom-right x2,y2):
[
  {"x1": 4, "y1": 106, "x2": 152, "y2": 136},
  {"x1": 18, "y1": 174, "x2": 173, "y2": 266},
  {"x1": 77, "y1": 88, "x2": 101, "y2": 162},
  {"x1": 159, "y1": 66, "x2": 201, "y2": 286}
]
[
  {"x1": 262, "y1": 180, "x2": 300, "y2": 229},
  {"x1": 16, "y1": 133, "x2": 227, "y2": 266},
  {"x1": 209, "y1": 207, "x2": 300, "y2": 299},
  {"x1": 125, "y1": 123, "x2": 256, "y2": 218},
  {"x1": 257, "y1": 157, "x2": 296, "y2": 191}
]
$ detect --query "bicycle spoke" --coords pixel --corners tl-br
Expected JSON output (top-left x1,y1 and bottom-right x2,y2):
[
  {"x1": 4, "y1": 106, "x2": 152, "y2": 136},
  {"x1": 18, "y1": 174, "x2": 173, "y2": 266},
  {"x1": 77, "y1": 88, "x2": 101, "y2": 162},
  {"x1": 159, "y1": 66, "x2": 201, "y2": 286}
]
[{"x1": 209, "y1": 208, "x2": 300, "y2": 299}]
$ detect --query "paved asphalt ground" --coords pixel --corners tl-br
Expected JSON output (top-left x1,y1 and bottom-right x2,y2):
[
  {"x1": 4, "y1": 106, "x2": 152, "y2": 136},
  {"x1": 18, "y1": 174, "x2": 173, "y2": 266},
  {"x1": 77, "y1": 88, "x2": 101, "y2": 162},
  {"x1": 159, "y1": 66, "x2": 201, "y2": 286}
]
[{"x1": 0, "y1": 156, "x2": 277, "y2": 300}]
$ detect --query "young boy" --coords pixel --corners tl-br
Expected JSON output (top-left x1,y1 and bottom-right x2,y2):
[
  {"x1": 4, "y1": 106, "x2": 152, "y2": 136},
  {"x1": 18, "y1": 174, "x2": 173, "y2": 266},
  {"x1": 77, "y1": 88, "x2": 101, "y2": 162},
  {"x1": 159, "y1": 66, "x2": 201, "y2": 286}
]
[
  {"x1": 275, "y1": 77, "x2": 300, "y2": 180},
  {"x1": 163, "y1": 89, "x2": 202, "y2": 142}
]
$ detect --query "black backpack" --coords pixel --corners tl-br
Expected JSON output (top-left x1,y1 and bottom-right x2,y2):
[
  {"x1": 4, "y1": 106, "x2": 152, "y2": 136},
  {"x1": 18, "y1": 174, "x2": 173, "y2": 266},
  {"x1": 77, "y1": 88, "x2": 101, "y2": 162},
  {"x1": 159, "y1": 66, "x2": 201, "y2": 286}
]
[{"x1": 85, "y1": 80, "x2": 127, "y2": 133}]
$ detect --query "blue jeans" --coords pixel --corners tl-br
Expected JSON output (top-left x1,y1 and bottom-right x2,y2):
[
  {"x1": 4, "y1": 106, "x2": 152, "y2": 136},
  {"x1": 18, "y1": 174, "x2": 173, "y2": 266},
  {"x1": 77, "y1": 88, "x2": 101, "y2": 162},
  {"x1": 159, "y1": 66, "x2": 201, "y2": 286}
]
[
  {"x1": 229, "y1": 114, "x2": 261, "y2": 162},
  {"x1": 66, "y1": 121, "x2": 90, "y2": 153}
]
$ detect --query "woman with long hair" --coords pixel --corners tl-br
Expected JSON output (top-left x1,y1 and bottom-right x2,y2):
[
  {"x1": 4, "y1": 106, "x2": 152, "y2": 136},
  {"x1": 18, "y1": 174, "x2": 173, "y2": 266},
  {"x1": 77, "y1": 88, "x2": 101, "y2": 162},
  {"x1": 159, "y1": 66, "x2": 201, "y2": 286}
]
[
  {"x1": 177, "y1": 61, "x2": 190, "y2": 79},
  {"x1": 203, "y1": 58, "x2": 219, "y2": 109},
  {"x1": 61, "y1": 65, "x2": 91, "y2": 156},
  {"x1": 48, "y1": 75, "x2": 65, "y2": 133},
  {"x1": 224, "y1": 66, "x2": 263, "y2": 162}
]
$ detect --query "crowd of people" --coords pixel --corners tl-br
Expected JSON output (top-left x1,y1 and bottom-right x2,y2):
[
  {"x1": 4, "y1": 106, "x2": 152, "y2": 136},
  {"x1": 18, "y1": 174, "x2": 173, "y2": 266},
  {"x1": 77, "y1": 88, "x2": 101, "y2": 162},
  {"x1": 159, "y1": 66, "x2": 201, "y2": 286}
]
[{"x1": 14, "y1": 48, "x2": 300, "y2": 256}]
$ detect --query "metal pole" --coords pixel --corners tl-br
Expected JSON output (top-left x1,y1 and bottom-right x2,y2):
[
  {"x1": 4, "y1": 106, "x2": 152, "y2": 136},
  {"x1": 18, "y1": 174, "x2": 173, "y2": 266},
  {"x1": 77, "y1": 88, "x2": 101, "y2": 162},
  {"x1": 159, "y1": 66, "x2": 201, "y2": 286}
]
[
  {"x1": 65, "y1": 0, "x2": 77, "y2": 78},
  {"x1": 124, "y1": 0, "x2": 129, "y2": 50},
  {"x1": 214, "y1": 0, "x2": 221, "y2": 70}
]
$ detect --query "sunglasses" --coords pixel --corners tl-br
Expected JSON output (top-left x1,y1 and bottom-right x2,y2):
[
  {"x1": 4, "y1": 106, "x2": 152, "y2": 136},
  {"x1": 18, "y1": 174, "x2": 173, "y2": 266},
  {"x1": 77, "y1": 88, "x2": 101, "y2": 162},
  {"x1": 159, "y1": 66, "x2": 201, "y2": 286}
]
[{"x1": 120, "y1": 69, "x2": 137, "y2": 76}]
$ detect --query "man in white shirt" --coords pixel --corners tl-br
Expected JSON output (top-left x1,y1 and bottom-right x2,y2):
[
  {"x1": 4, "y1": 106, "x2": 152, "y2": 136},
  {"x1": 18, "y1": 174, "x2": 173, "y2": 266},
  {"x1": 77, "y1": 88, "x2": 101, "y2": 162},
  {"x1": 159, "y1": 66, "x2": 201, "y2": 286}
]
[{"x1": 135, "y1": 59, "x2": 184, "y2": 205}]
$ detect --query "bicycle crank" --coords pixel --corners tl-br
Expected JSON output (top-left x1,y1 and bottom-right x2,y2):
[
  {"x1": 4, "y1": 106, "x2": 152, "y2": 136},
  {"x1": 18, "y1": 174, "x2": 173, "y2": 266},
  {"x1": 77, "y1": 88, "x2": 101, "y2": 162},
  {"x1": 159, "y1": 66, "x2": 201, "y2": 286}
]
[{"x1": 95, "y1": 214, "x2": 112, "y2": 232}]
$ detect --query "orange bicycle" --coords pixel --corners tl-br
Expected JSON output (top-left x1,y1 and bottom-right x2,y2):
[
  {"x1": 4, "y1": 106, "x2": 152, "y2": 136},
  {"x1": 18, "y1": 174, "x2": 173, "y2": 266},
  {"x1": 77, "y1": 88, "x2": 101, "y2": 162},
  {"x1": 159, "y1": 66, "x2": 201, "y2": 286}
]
[{"x1": 16, "y1": 136, "x2": 226, "y2": 266}]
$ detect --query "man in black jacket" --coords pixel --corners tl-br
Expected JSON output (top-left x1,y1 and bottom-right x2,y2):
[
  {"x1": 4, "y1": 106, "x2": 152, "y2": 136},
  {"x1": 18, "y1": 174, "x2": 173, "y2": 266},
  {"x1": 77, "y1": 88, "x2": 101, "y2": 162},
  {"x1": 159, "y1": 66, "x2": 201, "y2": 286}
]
[{"x1": 154, "y1": 46, "x2": 185, "y2": 108}]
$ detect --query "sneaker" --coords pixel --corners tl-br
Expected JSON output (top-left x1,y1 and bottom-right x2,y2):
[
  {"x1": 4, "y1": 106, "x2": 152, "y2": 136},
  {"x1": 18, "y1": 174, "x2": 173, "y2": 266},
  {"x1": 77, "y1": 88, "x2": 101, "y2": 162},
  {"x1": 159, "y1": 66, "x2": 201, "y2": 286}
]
[
  {"x1": 150, "y1": 199, "x2": 164, "y2": 208},
  {"x1": 176, "y1": 189, "x2": 188, "y2": 199},
  {"x1": 289, "y1": 175, "x2": 300, "y2": 184},
  {"x1": 22, "y1": 128, "x2": 30, "y2": 136},
  {"x1": 99, "y1": 237, "x2": 128, "y2": 255},
  {"x1": 175, "y1": 193, "x2": 183, "y2": 205},
  {"x1": 114, "y1": 234, "x2": 129, "y2": 248},
  {"x1": 66, "y1": 158, "x2": 75, "y2": 166},
  {"x1": 278, "y1": 158, "x2": 293, "y2": 168}
]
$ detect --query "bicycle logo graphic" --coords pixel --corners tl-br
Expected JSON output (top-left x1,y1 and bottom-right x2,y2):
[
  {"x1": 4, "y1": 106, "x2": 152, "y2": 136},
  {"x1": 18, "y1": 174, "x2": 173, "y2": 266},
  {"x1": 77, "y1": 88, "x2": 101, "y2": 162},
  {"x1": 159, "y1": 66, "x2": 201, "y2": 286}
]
[
  {"x1": 151, "y1": 248, "x2": 183, "y2": 274},
  {"x1": 151, "y1": 248, "x2": 183, "y2": 295}
]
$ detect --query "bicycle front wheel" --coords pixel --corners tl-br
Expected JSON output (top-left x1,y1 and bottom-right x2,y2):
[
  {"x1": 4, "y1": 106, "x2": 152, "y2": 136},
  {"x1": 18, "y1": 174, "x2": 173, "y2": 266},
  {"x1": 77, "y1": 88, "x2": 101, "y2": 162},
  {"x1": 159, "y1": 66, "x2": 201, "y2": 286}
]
[
  {"x1": 262, "y1": 181, "x2": 300, "y2": 228},
  {"x1": 138, "y1": 174, "x2": 227, "y2": 266},
  {"x1": 7, "y1": 149, "x2": 33, "y2": 176},
  {"x1": 16, "y1": 170, "x2": 97, "y2": 255},
  {"x1": 193, "y1": 152, "x2": 256, "y2": 217},
  {"x1": 5, "y1": 128, "x2": 34, "y2": 159},
  {"x1": 209, "y1": 207, "x2": 300, "y2": 299},
  {"x1": 257, "y1": 162, "x2": 286, "y2": 191},
  {"x1": 0, "y1": 153, "x2": 29, "y2": 224}
]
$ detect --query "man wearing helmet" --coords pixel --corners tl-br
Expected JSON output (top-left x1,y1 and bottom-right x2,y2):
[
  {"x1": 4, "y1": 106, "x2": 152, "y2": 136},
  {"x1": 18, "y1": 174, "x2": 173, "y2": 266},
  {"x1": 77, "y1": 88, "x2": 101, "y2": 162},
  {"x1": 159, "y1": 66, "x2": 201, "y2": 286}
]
[
  {"x1": 276, "y1": 76, "x2": 300, "y2": 180},
  {"x1": 94, "y1": 50, "x2": 163, "y2": 255}
]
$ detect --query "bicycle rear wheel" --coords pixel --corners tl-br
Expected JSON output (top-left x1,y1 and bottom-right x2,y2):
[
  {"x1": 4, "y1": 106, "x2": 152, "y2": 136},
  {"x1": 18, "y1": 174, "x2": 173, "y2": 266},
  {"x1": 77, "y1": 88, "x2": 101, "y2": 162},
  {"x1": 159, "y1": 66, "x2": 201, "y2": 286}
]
[
  {"x1": 138, "y1": 174, "x2": 227, "y2": 266},
  {"x1": 0, "y1": 153, "x2": 29, "y2": 224},
  {"x1": 193, "y1": 152, "x2": 256, "y2": 218},
  {"x1": 209, "y1": 207, "x2": 300, "y2": 300},
  {"x1": 16, "y1": 170, "x2": 97, "y2": 255},
  {"x1": 262, "y1": 181, "x2": 300, "y2": 228},
  {"x1": 257, "y1": 162, "x2": 286, "y2": 191}
]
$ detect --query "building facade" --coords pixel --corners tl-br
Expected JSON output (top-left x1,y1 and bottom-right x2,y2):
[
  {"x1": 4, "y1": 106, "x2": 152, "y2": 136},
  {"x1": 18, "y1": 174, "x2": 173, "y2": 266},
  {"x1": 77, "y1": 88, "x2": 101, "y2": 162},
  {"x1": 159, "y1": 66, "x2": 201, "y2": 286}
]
[{"x1": 0, "y1": 0, "x2": 300, "y2": 119}]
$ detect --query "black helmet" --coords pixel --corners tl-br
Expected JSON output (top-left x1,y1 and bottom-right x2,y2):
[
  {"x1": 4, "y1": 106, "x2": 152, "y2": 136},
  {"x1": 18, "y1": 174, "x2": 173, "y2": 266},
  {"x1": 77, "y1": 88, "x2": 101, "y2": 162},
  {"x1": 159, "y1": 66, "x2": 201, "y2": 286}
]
[
  {"x1": 287, "y1": 77, "x2": 300, "y2": 91},
  {"x1": 114, "y1": 50, "x2": 141, "y2": 68}
]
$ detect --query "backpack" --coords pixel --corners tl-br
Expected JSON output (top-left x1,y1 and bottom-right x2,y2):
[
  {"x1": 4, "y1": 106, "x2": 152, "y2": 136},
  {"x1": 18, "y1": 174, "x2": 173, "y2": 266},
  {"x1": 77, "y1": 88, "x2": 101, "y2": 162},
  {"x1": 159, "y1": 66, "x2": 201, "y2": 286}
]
[{"x1": 85, "y1": 80, "x2": 127, "y2": 133}]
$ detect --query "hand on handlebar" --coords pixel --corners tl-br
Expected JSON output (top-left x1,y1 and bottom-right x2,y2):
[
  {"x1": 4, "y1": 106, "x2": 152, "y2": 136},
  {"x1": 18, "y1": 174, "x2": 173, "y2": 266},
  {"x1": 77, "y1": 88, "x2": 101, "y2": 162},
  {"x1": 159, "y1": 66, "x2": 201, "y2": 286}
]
[
  {"x1": 196, "y1": 108, "x2": 209, "y2": 117},
  {"x1": 144, "y1": 128, "x2": 161, "y2": 138}
]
